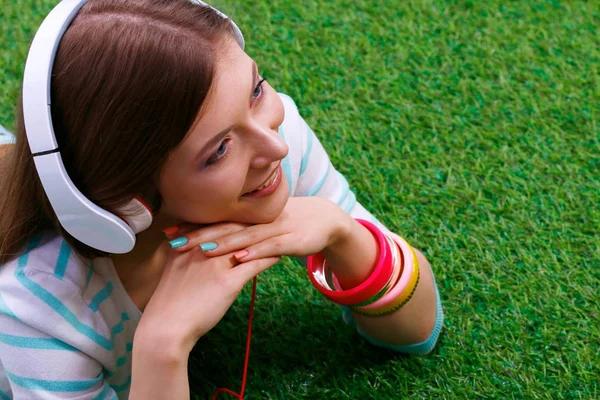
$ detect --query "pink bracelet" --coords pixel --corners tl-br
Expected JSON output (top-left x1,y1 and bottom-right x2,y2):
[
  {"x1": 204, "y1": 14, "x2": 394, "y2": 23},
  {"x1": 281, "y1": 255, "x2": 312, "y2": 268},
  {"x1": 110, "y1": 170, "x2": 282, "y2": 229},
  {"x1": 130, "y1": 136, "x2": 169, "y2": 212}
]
[
  {"x1": 306, "y1": 219, "x2": 393, "y2": 306},
  {"x1": 331, "y1": 232, "x2": 403, "y2": 307},
  {"x1": 354, "y1": 232, "x2": 414, "y2": 311}
]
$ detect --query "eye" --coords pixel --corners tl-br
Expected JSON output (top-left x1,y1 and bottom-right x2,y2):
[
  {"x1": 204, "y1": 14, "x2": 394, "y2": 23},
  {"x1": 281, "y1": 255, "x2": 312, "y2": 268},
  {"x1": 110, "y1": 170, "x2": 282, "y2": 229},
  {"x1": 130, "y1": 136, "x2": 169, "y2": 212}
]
[
  {"x1": 252, "y1": 78, "x2": 266, "y2": 100},
  {"x1": 205, "y1": 139, "x2": 230, "y2": 166}
]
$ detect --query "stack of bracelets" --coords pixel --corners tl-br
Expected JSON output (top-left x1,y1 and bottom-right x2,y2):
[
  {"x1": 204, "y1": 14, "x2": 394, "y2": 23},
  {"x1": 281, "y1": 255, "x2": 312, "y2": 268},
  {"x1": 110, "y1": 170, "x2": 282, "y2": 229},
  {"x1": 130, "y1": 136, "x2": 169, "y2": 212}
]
[{"x1": 307, "y1": 219, "x2": 420, "y2": 317}]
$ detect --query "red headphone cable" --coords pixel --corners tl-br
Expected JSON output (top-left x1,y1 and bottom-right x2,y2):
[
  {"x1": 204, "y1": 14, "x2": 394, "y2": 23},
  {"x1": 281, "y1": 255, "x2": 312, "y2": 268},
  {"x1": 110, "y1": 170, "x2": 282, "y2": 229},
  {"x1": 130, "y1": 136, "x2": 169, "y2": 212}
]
[{"x1": 211, "y1": 276, "x2": 257, "y2": 400}]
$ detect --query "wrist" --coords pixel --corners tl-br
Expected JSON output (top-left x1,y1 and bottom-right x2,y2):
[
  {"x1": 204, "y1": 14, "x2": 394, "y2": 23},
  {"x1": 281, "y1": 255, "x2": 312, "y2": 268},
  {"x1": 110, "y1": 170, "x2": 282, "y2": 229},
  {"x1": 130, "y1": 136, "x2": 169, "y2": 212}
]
[
  {"x1": 131, "y1": 323, "x2": 191, "y2": 400},
  {"x1": 328, "y1": 208, "x2": 354, "y2": 248},
  {"x1": 134, "y1": 320, "x2": 194, "y2": 360},
  {"x1": 322, "y1": 218, "x2": 379, "y2": 288}
]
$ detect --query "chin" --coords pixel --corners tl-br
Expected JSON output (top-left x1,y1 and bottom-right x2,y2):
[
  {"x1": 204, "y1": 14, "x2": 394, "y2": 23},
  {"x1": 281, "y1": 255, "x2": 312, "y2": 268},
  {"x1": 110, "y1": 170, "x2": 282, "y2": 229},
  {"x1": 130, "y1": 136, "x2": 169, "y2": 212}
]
[
  {"x1": 253, "y1": 212, "x2": 282, "y2": 224},
  {"x1": 245, "y1": 205, "x2": 286, "y2": 224},
  {"x1": 243, "y1": 192, "x2": 289, "y2": 224}
]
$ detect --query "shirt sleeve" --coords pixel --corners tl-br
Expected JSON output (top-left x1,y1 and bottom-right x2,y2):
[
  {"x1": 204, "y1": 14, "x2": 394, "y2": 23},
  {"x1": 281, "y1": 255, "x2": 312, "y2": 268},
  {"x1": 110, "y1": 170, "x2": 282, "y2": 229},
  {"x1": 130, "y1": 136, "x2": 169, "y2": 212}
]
[
  {"x1": 0, "y1": 268, "x2": 118, "y2": 399},
  {"x1": 279, "y1": 93, "x2": 443, "y2": 354}
]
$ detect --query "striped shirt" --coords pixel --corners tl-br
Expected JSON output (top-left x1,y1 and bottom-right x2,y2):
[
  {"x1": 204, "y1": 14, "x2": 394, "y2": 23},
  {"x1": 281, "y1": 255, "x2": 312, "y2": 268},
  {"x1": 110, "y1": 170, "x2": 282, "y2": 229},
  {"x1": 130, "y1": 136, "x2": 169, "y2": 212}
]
[
  {"x1": 0, "y1": 93, "x2": 442, "y2": 399},
  {"x1": 0, "y1": 233, "x2": 139, "y2": 399}
]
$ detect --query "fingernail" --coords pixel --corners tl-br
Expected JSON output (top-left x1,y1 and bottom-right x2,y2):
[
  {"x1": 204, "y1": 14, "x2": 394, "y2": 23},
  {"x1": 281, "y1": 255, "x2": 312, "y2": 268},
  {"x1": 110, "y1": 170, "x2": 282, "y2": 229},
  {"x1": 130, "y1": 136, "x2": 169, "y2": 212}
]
[
  {"x1": 234, "y1": 250, "x2": 249, "y2": 261},
  {"x1": 169, "y1": 237, "x2": 187, "y2": 249},
  {"x1": 199, "y1": 242, "x2": 218, "y2": 251},
  {"x1": 163, "y1": 225, "x2": 179, "y2": 236}
]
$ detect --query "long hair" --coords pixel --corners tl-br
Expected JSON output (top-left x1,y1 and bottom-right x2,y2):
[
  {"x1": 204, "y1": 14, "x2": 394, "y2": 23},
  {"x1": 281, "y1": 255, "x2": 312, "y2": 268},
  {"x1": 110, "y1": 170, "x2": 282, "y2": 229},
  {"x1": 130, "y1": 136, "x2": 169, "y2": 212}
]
[{"x1": 0, "y1": 0, "x2": 235, "y2": 264}]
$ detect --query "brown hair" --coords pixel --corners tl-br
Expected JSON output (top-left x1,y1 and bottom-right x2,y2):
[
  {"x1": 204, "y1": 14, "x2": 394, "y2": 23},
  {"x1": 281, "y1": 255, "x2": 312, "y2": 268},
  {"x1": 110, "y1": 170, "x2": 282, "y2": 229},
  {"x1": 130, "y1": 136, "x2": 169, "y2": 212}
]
[{"x1": 0, "y1": 0, "x2": 235, "y2": 264}]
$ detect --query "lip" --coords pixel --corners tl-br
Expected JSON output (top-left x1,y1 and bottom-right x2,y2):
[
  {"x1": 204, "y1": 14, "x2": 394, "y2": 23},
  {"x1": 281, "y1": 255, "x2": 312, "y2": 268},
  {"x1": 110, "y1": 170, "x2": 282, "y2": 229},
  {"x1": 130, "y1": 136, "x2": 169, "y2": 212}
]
[{"x1": 243, "y1": 165, "x2": 283, "y2": 198}]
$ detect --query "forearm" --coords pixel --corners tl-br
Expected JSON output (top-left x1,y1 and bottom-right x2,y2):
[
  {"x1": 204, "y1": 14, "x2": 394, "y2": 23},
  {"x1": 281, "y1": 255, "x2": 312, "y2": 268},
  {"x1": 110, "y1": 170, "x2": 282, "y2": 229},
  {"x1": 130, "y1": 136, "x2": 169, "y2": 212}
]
[
  {"x1": 129, "y1": 330, "x2": 191, "y2": 400},
  {"x1": 323, "y1": 218, "x2": 437, "y2": 345},
  {"x1": 351, "y1": 248, "x2": 437, "y2": 344}
]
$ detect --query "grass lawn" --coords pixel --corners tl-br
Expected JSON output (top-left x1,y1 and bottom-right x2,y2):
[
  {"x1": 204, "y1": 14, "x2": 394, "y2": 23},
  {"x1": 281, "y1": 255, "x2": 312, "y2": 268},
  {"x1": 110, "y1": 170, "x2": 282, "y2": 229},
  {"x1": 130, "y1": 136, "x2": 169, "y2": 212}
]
[{"x1": 1, "y1": 0, "x2": 598, "y2": 399}]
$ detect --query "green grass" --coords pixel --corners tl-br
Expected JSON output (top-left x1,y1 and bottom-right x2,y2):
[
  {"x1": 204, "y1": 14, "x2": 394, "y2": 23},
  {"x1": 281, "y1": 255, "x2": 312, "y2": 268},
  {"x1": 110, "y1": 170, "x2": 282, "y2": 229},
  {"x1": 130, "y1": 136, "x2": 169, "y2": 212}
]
[{"x1": 2, "y1": 0, "x2": 599, "y2": 399}]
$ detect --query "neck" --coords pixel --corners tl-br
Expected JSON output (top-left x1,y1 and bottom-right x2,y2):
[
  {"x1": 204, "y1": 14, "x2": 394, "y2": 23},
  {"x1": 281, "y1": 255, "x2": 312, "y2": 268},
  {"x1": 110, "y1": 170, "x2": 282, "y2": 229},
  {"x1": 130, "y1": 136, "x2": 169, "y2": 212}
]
[{"x1": 111, "y1": 215, "x2": 176, "y2": 311}]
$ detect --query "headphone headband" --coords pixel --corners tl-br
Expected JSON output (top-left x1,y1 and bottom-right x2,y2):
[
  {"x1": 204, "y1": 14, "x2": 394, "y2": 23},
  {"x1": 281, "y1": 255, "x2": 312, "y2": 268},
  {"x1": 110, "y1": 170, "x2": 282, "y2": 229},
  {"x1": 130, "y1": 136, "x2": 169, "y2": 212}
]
[{"x1": 22, "y1": 0, "x2": 245, "y2": 253}]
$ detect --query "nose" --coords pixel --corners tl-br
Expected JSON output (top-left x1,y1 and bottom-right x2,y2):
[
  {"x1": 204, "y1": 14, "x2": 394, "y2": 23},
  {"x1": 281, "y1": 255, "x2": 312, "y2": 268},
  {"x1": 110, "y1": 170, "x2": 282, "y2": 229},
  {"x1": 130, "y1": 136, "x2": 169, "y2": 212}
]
[
  {"x1": 246, "y1": 90, "x2": 288, "y2": 169},
  {"x1": 248, "y1": 125, "x2": 289, "y2": 170}
]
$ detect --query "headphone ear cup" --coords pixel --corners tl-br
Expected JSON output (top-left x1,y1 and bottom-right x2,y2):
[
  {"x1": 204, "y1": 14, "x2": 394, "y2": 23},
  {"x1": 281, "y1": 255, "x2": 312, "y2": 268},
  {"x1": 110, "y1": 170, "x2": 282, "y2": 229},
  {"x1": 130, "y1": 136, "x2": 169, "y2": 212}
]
[{"x1": 117, "y1": 197, "x2": 154, "y2": 234}]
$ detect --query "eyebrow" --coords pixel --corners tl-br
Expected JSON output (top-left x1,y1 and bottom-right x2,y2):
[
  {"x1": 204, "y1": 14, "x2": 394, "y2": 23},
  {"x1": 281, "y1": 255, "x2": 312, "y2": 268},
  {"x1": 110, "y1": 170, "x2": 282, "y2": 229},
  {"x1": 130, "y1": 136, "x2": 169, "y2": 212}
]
[{"x1": 196, "y1": 61, "x2": 258, "y2": 162}]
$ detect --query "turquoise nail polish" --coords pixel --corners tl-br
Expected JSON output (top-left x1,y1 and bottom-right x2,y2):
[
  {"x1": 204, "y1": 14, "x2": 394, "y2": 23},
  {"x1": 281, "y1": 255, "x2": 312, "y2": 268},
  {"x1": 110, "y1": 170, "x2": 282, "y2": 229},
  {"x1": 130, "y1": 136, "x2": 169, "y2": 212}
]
[
  {"x1": 169, "y1": 237, "x2": 187, "y2": 249},
  {"x1": 199, "y1": 242, "x2": 217, "y2": 251}
]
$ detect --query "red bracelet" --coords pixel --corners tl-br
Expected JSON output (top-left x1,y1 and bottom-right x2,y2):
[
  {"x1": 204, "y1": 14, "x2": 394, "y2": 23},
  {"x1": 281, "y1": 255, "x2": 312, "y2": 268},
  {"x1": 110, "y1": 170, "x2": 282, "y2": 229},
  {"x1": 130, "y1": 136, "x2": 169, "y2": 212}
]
[
  {"x1": 331, "y1": 232, "x2": 403, "y2": 307},
  {"x1": 306, "y1": 219, "x2": 393, "y2": 306}
]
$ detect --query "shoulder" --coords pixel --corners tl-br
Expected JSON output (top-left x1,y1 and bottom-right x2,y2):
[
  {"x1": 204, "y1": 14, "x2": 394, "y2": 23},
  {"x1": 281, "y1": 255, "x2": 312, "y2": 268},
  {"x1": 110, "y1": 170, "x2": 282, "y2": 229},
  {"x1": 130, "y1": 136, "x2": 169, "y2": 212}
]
[
  {"x1": 0, "y1": 235, "x2": 127, "y2": 399},
  {"x1": 0, "y1": 232, "x2": 93, "y2": 298},
  {"x1": 0, "y1": 232, "x2": 128, "y2": 348}
]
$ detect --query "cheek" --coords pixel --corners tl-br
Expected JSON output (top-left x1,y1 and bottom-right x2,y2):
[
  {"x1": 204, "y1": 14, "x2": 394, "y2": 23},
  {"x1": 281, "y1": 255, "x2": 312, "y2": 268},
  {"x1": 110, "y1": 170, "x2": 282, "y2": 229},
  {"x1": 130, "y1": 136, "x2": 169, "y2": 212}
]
[
  {"x1": 157, "y1": 175, "x2": 196, "y2": 219},
  {"x1": 159, "y1": 166, "x2": 246, "y2": 220}
]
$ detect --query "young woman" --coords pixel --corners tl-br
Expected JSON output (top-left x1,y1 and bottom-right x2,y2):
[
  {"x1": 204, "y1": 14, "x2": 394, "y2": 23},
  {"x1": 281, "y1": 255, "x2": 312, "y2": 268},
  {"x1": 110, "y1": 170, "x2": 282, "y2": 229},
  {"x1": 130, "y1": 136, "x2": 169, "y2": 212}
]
[{"x1": 0, "y1": 0, "x2": 443, "y2": 398}]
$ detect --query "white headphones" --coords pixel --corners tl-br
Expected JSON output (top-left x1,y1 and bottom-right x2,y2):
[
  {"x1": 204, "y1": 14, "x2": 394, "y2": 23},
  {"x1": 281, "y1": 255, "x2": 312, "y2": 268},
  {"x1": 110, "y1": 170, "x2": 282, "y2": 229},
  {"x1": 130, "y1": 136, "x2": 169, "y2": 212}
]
[{"x1": 22, "y1": 0, "x2": 244, "y2": 254}]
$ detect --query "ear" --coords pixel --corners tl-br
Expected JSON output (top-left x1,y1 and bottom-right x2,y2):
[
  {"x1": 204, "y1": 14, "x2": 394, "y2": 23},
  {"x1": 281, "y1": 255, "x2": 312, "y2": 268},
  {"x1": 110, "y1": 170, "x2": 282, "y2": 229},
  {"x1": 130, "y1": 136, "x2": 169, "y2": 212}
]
[{"x1": 116, "y1": 197, "x2": 154, "y2": 234}]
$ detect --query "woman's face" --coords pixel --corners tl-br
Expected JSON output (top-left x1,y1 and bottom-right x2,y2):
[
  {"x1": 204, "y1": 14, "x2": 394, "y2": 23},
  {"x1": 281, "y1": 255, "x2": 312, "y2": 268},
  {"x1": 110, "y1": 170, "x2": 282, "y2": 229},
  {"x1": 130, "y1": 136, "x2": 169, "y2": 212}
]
[{"x1": 157, "y1": 38, "x2": 290, "y2": 226}]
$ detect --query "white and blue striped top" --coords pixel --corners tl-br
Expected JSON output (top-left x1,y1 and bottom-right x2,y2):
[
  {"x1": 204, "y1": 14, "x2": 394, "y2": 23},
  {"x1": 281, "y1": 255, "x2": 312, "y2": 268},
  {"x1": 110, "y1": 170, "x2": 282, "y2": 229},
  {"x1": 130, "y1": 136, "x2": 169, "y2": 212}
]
[
  {"x1": 0, "y1": 232, "x2": 140, "y2": 399},
  {"x1": 0, "y1": 94, "x2": 442, "y2": 399}
]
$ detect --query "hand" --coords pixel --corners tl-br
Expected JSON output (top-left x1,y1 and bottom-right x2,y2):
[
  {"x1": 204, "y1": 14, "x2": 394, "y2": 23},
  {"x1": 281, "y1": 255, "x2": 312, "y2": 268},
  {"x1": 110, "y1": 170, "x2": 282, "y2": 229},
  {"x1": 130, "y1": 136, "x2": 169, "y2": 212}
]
[
  {"x1": 168, "y1": 197, "x2": 352, "y2": 262},
  {"x1": 136, "y1": 243, "x2": 280, "y2": 354}
]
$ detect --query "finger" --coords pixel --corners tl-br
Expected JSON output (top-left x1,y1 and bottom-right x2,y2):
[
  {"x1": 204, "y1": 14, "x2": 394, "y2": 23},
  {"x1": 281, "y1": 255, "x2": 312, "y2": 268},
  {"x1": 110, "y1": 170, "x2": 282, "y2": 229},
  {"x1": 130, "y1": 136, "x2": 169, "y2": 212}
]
[
  {"x1": 185, "y1": 247, "x2": 240, "y2": 270},
  {"x1": 232, "y1": 233, "x2": 296, "y2": 262},
  {"x1": 231, "y1": 256, "x2": 281, "y2": 285},
  {"x1": 199, "y1": 223, "x2": 284, "y2": 257},
  {"x1": 168, "y1": 222, "x2": 249, "y2": 251},
  {"x1": 162, "y1": 225, "x2": 181, "y2": 238},
  {"x1": 162, "y1": 222, "x2": 203, "y2": 240}
]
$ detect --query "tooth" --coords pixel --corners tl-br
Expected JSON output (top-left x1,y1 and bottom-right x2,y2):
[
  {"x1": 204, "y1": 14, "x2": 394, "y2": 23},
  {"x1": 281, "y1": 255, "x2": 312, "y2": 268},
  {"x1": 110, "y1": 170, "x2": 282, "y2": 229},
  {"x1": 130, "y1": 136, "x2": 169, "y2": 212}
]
[{"x1": 252, "y1": 170, "x2": 277, "y2": 193}]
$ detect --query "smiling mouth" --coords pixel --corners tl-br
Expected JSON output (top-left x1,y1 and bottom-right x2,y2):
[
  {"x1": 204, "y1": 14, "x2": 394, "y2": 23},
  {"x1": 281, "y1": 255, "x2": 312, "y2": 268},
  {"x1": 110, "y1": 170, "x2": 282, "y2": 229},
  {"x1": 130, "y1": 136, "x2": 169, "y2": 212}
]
[{"x1": 244, "y1": 164, "x2": 280, "y2": 195}]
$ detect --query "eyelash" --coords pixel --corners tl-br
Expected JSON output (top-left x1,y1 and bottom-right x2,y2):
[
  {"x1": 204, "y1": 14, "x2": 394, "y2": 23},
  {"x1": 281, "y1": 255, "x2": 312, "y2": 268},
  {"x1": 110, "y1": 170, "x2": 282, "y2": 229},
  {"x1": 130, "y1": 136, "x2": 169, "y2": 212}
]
[
  {"x1": 205, "y1": 138, "x2": 231, "y2": 166},
  {"x1": 253, "y1": 77, "x2": 267, "y2": 101},
  {"x1": 205, "y1": 77, "x2": 268, "y2": 167}
]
